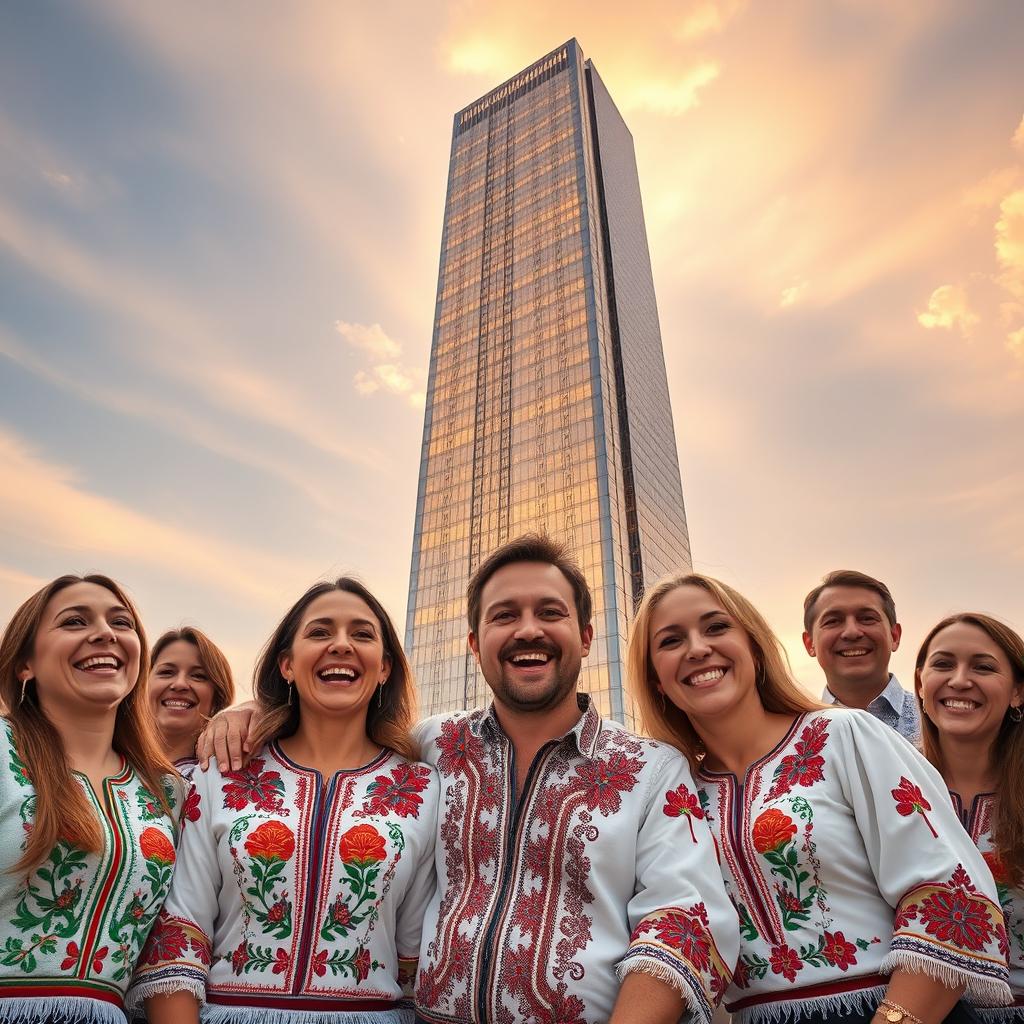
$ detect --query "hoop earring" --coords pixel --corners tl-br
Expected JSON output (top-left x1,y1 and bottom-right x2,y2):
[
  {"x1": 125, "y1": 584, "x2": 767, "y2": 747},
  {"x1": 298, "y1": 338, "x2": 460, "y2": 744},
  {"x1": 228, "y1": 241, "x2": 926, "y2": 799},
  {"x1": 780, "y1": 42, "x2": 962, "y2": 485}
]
[{"x1": 1011, "y1": 705, "x2": 1023, "y2": 723}]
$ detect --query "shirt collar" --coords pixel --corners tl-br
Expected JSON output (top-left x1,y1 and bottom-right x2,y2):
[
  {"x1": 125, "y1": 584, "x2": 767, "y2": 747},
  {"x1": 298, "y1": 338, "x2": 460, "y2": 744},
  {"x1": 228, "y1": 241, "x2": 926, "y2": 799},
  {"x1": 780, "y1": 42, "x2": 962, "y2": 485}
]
[
  {"x1": 478, "y1": 692, "x2": 602, "y2": 758},
  {"x1": 821, "y1": 673, "x2": 907, "y2": 712}
]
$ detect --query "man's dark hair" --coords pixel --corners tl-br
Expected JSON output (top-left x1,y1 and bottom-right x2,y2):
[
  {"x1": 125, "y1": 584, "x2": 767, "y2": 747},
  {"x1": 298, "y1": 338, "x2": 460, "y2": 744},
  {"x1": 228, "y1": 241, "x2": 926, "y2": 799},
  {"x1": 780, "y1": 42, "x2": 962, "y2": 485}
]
[
  {"x1": 466, "y1": 533, "x2": 592, "y2": 634},
  {"x1": 803, "y1": 569, "x2": 897, "y2": 633}
]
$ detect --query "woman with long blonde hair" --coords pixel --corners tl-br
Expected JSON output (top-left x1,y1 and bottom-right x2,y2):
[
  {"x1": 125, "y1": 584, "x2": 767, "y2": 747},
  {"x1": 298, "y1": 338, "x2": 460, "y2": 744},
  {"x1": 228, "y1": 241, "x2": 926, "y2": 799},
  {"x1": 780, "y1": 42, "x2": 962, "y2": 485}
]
[
  {"x1": 915, "y1": 613, "x2": 1024, "y2": 1019},
  {"x1": 628, "y1": 573, "x2": 1011, "y2": 1024},
  {"x1": 149, "y1": 626, "x2": 236, "y2": 775},
  {"x1": 0, "y1": 574, "x2": 177, "y2": 1024},
  {"x1": 132, "y1": 577, "x2": 438, "y2": 1024}
]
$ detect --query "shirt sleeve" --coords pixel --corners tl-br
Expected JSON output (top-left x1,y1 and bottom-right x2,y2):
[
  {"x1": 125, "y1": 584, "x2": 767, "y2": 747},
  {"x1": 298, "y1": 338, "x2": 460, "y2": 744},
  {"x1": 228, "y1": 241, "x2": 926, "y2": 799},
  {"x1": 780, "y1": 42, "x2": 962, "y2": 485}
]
[
  {"x1": 832, "y1": 710, "x2": 1011, "y2": 1007},
  {"x1": 127, "y1": 760, "x2": 223, "y2": 1011},
  {"x1": 617, "y1": 749, "x2": 740, "y2": 1024},
  {"x1": 394, "y1": 765, "x2": 440, "y2": 998}
]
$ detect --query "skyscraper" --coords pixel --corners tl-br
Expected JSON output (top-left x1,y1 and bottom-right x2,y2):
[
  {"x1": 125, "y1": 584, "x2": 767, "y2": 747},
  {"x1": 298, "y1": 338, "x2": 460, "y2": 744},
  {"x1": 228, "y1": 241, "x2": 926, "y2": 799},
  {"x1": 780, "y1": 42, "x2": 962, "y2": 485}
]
[{"x1": 406, "y1": 39, "x2": 690, "y2": 726}]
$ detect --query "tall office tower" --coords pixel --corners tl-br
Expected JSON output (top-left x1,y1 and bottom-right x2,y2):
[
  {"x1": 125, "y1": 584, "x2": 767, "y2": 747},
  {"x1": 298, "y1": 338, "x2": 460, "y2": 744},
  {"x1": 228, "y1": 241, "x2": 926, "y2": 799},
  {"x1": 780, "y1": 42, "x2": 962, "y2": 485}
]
[{"x1": 406, "y1": 39, "x2": 690, "y2": 725}]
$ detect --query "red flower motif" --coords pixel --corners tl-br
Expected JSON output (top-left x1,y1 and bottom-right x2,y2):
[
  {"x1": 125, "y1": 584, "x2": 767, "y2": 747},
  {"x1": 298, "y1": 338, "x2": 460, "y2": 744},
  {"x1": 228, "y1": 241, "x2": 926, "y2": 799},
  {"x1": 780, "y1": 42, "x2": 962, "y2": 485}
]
[
  {"x1": 353, "y1": 946, "x2": 372, "y2": 982},
  {"x1": 822, "y1": 931, "x2": 858, "y2": 972},
  {"x1": 650, "y1": 906, "x2": 712, "y2": 972},
  {"x1": 361, "y1": 762, "x2": 432, "y2": 818},
  {"x1": 752, "y1": 809, "x2": 797, "y2": 854},
  {"x1": 339, "y1": 823, "x2": 387, "y2": 865},
  {"x1": 769, "y1": 944, "x2": 803, "y2": 982},
  {"x1": 983, "y1": 850, "x2": 1008, "y2": 886},
  {"x1": 221, "y1": 757, "x2": 285, "y2": 812},
  {"x1": 733, "y1": 959, "x2": 750, "y2": 990},
  {"x1": 139, "y1": 827, "x2": 176, "y2": 866},
  {"x1": 894, "y1": 902, "x2": 919, "y2": 930},
  {"x1": 311, "y1": 948, "x2": 329, "y2": 976},
  {"x1": 230, "y1": 940, "x2": 249, "y2": 974},
  {"x1": 191, "y1": 935, "x2": 211, "y2": 966},
  {"x1": 663, "y1": 784, "x2": 704, "y2": 844},
  {"x1": 435, "y1": 720, "x2": 477, "y2": 776},
  {"x1": 919, "y1": 887, "x2": 994, "y2": 951},
  {"x1": 61, "y1": 941, "x2": 79, "y2": 971},
  {"x1": 244, "y1": 820, "x2": 295, "y2": 862},
  {"x1": 891, "y1": 777, "x2": 938, "y2": 838},
  {"x1": 503, "y1": 945, "x2": 533, "y2": 995},
  {"x1": 575, "y1": 750, "x2": 642, "y2": 815},
  {"x1": 267, "y1": 898, "x2": 289, "y2": 924},
  {"x1": 272, "y1": 948, "x2": 290, "y2": 974},
  {"x1": 182, "y1": 787, "x2": 201, "y2": 824},
  {"x1": 91, "y1": 946, "x2": 109, "y2": 973},
  {"x1": 766, "y1": 718, "x2": 829, "y2": 799},
  {"x1": 329, "y1": 896, "x2": 352, "y2": 929},
  {"x1": 141, "y1": 914, "x2": 187, "y2": 964}
]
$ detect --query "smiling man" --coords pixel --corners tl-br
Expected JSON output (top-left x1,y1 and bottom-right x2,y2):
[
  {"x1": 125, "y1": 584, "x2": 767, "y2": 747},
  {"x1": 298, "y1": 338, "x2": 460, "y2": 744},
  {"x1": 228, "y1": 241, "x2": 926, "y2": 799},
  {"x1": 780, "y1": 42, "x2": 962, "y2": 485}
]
[
  {"x1": 802, "y1": 569, "x2": 920, "y2": 743},
  {"x1": 412, "y1": 534, "x2": 737, "y2": 1024}
]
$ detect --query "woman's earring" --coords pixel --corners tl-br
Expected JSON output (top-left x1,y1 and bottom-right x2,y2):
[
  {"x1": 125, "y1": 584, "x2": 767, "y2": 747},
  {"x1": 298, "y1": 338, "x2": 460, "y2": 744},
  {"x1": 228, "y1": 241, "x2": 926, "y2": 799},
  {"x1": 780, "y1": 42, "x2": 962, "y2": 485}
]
[
  {"x1": 287, "y1": 682, "x2": 294, "y2": 706},
  {"x1": 19, "y1": 677, "x2": 31, "y2": 706},
  {"x1": 377, "y1": 684, "x2": 385, "y2": 709},
  {"x1": 1011, "y1": 704, "x2": 1023, "y2": 723}
]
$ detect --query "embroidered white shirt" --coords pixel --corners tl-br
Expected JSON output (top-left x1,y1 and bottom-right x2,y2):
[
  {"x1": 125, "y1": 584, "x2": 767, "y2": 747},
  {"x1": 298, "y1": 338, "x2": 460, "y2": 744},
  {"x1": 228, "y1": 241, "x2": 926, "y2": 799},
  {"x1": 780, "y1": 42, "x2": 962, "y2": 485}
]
[
  {"x1": 412, "y1": 695, "x2": 739, "y2": 1024},
  {"x1": 696, "y1": 708, "x2": 1011, "y2": 1024}
]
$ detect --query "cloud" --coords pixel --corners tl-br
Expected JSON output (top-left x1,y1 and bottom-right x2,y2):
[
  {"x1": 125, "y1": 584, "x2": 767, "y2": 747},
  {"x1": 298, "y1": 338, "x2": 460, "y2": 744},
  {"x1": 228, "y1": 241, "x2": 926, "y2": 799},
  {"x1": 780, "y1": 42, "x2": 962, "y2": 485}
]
[
  {"x1": 673, "y1": 0, "x2": 749, "y2": 41},
  {"x1": 615, "y1": 62, "x2": 720, "y2": 116},
  {"x1": 334, "y1": 320, "x2": 401, "y2": 359},
  {"x1": 917, "y1": 284, "x2": 979, "y2": 334},
  {"x1": 995, "y1": 188, "x2": 1024, "y2": 299},
  {"x1": 1009, "y1": 326, "x2": 1024, "y2": 360},
  {"x1": 42, "y1": 169, "x2": 74, "y2": 189},
  {"x1": 1014, "y1": 114, "x2": 1024, "y2": 151},
  {"x1": 0, "y1": 428, "x2": 315, "y2": 607},
  {"x1": 779, "y1": 280, "x2": 808, "y2": 308},
  {"x1": 337, "y1": 320, "x2": 426, "y2": 407}
]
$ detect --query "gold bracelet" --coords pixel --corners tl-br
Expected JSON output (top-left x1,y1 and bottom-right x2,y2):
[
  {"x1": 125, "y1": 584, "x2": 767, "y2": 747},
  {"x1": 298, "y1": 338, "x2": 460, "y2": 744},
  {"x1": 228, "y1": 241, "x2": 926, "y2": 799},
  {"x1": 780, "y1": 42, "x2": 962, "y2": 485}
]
[{"x1": 877, "y1": 999, "x2": 925, "y2": 1024}]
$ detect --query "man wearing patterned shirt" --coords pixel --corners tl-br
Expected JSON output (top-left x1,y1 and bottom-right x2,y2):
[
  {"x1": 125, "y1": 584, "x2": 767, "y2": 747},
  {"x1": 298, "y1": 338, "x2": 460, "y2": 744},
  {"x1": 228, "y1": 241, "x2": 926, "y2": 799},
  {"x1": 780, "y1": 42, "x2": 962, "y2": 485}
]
[
  {"x1": 412, "y1": 534, "x2": 738, "y2": 1024},
  {"x1": 801, "y1": 569, "x2": 920, "y2": 744}
]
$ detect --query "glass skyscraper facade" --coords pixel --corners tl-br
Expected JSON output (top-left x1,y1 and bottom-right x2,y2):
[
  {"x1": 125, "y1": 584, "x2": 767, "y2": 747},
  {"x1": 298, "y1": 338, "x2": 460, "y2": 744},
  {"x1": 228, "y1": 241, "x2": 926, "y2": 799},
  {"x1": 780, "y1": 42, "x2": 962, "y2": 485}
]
[{"x1": 406, "y1": 39, "x2": 690, "y2": 726}]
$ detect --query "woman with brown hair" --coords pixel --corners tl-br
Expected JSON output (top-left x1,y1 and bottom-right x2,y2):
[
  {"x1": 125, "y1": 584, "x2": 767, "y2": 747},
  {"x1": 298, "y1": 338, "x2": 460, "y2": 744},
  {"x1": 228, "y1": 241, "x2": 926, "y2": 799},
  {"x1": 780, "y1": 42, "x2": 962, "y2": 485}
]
[
  {"x1": 0, "y1": 573, "x2": 177, "y2": 1024},
  {"x1": 915, "y1": 613, "x2": 1024, "y2": 1019},
  {"x1": 627, "y1": 573, "x2": 1011, "y2": 1024},
  {"x1": 149, "y1": 626, "x2": 236, "y2": 775},
  {"x1": 132, "y1": 578, "x2": 438, "y2": 1024}
]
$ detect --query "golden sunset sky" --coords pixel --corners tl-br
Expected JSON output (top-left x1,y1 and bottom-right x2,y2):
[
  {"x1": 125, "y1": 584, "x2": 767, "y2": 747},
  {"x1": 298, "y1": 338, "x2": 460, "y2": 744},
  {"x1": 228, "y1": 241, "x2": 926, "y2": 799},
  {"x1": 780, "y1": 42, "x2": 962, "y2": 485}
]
[{"x1": 1, "y1": 1, "x2": 1022, "y2": 696}]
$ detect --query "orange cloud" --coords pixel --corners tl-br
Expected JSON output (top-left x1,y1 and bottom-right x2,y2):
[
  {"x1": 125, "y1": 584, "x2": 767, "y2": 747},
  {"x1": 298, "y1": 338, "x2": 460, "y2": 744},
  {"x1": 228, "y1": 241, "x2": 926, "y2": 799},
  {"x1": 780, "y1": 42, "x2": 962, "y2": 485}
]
[
  {"x1": 917, "y1": 284, "x2": 979, "y2": 334},
  {"x1": 995, "y1": 188, "x2": 1024, "y2": 299}
]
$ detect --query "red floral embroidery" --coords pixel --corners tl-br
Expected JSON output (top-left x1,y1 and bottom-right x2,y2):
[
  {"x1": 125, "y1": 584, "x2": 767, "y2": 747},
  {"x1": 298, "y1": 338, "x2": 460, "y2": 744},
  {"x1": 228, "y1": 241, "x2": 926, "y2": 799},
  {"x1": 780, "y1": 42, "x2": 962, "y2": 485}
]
[
  {"x1": 90, "y1": 946, "x2": 109, "y2": 973},
  {"x1": 353, "y1": 946, "x2": 372, "y2": 982},
  {"x1": 765, "y1": 717, "x2": 828, "y2": 799},
  {"x1": 221, "y1": 757, "x2": 286, "y2": 812},
  {"x1": 244, "y1": 820, "x2": 295, "y2": 861},
  {"x1": 272, "y1": 948, "x2": 290, "y2": 974},
  {"x1": 822, "y1": 931, "x2": 858, "y2": 972},
  {"x1": 339, "y1": 823, "x2": 387, "y2": 865},
  {"x1": 181, "y1": 786, "x2": 201, "y2": 823},
  {"x1": 663, "y1": 783, "x2": 704, "y2": 843},
  {"x1": 141, "y1": 912, "x2": 187, "y2": 964},
  {"x1": 191, "y1": 935, "x2": 211, "y2": 965},
  {"x1": 60, "y1": 941, "x2": 79, "y2": 970},
  {"x1": 359, "y1": 762, "x2": 432, "y2": 818},
  {"x1": 574, "y1": 750, "x2": 642, "y2": 815},
  {"x1": 769, "y1": 943, "x2": 803, "y2": 982},
  {"x1": 139, "y1": 827, "x2": 175, "y2": 865},
  {"x1": 649, "y1": 906, "x2": 712, "y2": 972},
  {"x1": 982, "y1": 849, "x2": 1008, "y2": 885},
  {"x1": 894, "y1": 903, "x2": 918, "y2": 929},
  {"x1": 918, "y1": 865, "x2": 995, "y2": 951},
  {"x1": 752, "y1": 809, "x2": 797, "y2": 854},
  {"x1": 891, "y1": 777, "x2": 938, "y2": 838}
]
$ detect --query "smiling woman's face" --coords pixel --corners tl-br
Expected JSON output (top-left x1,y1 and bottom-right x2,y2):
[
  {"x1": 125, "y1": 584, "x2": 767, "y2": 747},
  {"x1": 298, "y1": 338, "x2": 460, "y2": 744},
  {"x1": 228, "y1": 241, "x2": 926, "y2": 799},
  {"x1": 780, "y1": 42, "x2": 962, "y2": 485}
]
[
  {"x1": 21, "y1": 581, "x2": 141, "y2": 716},
  {"x1": 149, "y1": 639, "x2": 215, "y2": 745}
]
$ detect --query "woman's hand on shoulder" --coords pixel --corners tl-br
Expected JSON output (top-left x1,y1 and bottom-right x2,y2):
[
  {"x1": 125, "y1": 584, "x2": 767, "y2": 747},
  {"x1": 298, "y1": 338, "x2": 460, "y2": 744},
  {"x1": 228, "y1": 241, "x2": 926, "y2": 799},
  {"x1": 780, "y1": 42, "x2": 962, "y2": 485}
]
[{"x1": 196, "y1": 701, "x2": 258, "y2": 772}]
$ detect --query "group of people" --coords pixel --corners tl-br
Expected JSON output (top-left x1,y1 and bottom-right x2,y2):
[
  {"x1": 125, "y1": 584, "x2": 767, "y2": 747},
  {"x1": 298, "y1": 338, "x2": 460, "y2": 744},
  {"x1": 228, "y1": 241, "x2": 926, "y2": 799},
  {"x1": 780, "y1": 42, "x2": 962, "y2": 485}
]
[{"x1": 0, "y1": 540, "x2": 1020, "y2": 1024}]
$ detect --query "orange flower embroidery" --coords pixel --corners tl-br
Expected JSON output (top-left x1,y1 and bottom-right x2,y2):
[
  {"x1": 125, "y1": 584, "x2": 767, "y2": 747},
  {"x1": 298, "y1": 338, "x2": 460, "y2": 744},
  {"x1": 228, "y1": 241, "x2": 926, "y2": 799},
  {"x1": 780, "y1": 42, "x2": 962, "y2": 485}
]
[
  {"x1": 339, "y1": 823, "x2": 387, "y2": 865},
  {"x1": 139, "y1": 827, "x2": 176, "y2": 865},
  {"x1": 752, "y1": 809, "x2": 797, "y2": 854},
  {"x1": 244, "y1": 820, "x2": 295, "y2": 861}
]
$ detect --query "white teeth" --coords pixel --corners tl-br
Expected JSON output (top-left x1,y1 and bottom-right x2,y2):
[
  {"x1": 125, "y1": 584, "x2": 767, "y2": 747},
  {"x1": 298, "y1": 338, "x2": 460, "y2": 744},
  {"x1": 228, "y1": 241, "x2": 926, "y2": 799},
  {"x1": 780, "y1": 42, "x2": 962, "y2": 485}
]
[
  {"x1": 687, "y1": 668, "x2": 725, "y2": 685},
  {"x1": 838, "y1": 650, "x2": 868, "y2": 657},
  {"x1": 78, "y1": 656, "x2": 119, "y2": 670},
  {"x1": 319, "y1": 667, "x2": 357, "y2": 681},
  {"x1": 510, "y1": 653, "x2": 549, "y2": 665},
  {"x1": 162, "y1": 699, "x2": 195, "y2": 709},
  {"x1": 941, "y1": 699, "x2": 979, "y2": 710}
]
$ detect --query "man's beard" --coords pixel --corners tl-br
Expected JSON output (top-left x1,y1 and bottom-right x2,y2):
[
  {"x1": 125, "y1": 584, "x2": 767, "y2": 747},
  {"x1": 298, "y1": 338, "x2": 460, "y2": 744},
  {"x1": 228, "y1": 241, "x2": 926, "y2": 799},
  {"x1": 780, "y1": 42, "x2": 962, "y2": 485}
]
[{"x1": 487, "y1": 640, "x2": 581, "y2": 713}]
